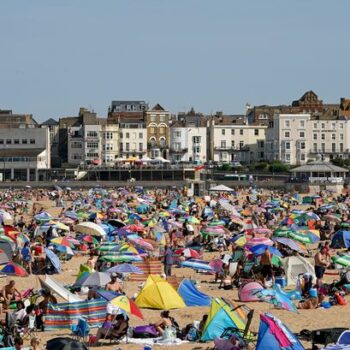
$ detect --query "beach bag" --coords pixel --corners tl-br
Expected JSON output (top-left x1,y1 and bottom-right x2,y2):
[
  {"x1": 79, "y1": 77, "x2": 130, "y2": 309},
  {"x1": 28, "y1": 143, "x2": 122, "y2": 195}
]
[
  {"x1": 132, "y1": 325, "x2": 158, "y2": 338},
  {"x1": 186, "y1": 326, "x2": 199, "y2": 341},
  {"x1": 162, "y1": 326, "x2": 176, "y2": 342}
]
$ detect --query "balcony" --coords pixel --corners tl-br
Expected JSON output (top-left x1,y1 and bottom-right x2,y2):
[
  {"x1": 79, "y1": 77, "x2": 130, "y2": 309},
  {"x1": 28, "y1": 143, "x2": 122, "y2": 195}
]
[
  {"x1": 120, "y1": 149, "x2": 145, "y2": 154},
  {"x1": 170, "y1": 148, "x2": 188, "y2": 153},
  {"x1": 308, "y1": 149, "x2": 347, "y2": 154},
  {"x1": 214, "y1": 146, "x2": 249, "y2": 152},
  {"x1": 309, "y1": 177, "x2": 344, "y2": 184}
]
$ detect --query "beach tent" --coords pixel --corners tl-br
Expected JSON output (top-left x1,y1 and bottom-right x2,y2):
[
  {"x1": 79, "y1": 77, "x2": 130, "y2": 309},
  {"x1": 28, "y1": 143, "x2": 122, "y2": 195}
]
[
  {"x1": 239, "y1": 281, "x2": 264, "y2": 302},
  {"x1": 0, "y1": 239, "x2": 14, "y2": 264},
  {"x1": 39, "y1": 275, "x2": 82, "y2": 303},
  {"x1": 209, "y1": 184, "x2": 235, "y2": 192},
  {"x1": 256, "y1": 313, "x2": 304, "y2": 350},
  {"x1": 135, "y1": 275, "x2": 185, "y2": 309},
  {"x1": 283, "y1": 256, "x2": 315, "y2": 286},
  {"x1": 201, "y1": 298, "x2": 247, "y2": 341},
  {"x1": 178, "y1": 279, "x2": 211, "y2": 306},
  {"x1": 331, "y1": 230, "x2": 350, "y2": 249}
]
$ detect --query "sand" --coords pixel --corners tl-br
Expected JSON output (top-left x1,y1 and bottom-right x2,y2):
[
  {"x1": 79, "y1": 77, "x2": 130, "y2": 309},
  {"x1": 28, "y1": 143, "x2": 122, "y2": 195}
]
[{"x1": 3, "y1": 199, "x2": 349, "y2": 350}]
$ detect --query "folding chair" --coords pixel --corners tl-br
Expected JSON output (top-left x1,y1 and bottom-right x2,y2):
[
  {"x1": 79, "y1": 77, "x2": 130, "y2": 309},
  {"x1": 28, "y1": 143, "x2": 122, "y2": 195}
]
[
  {"x1": 23, "y1": 315, "x2": 36, "y2": 340},
  {"x1": 71, "y1": 317, "x2": 90, "y2": 343}
]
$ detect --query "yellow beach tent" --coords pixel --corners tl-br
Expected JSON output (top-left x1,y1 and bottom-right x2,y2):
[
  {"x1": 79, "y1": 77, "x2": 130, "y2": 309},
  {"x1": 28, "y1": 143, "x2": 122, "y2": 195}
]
[{"x1": 135, "y1": 275, "x2": 185, "y2": 309}]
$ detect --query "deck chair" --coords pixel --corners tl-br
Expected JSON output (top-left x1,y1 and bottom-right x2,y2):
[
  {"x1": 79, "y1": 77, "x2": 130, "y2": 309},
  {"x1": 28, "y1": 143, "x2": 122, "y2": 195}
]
[
  {"x1": 71, "y1": 317, "x2": 90, "y2": 343},
  {"x1": 23, "y1": 315, "x2": 36, "y2": 340},
  {"x1": 232, "y1": 250, "x2": 244, "y2": 262},
  {"x1": 219, "y1": 306, "x2": 257, "y2": 350}
]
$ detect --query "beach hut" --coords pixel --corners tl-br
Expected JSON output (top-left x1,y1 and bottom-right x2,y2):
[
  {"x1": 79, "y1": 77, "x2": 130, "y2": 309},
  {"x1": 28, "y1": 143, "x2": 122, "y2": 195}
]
[{"x1": 135, "y1": 275, "x2": 185, "y2": 309}]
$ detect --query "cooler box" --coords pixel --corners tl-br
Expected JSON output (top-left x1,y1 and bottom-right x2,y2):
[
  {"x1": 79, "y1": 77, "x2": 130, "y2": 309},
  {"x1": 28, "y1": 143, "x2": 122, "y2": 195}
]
[{"x1": 275, "y1": 276, "x2": 287, "y2": 288}]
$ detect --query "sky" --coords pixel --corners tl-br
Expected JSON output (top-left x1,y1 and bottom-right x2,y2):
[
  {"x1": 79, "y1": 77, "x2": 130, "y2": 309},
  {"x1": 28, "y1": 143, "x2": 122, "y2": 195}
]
[{"x1": 1, "y1": 0, "x2": 349, "y2": 121}]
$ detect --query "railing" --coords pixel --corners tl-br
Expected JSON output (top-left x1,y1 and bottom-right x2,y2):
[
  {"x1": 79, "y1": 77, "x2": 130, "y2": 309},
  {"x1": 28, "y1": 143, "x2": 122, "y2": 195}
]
[
  {"x1": 309, "y1": 177, "x2": 344, "y2": 184},
  {"x1": 214, "y1": 146, "x2": 249, "y2": 151},
  {"x1": 308, "y1": 149, "x2": 345, "y2": 154},
  {"x1": 169, "y1": 148, "x2": 188, "y2": 153}
]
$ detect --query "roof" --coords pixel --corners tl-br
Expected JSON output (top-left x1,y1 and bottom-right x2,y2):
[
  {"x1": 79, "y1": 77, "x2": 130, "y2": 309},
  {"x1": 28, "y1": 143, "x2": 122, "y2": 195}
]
[
  {"x1": 41, "y1": 118, "x2": 58, "y2": 126},
  {"x1": 151, "y1": 103, "x2": 165, "y2": 111},
  {"x1": 0, "y1": 148, "x2": 45, "y2": 157},
  {"x1": 291, "y1": 161, "x2": 348, "y2": 173},
  {"x1": 209, "y1": 184, "x2": 235, "y2": 192}
]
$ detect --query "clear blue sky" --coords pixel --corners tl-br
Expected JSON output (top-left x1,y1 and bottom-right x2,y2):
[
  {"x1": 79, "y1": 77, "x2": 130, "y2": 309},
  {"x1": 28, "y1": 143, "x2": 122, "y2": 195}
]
[{"x1": 1, "y1": 0, "x2": 349, "y2": 121}]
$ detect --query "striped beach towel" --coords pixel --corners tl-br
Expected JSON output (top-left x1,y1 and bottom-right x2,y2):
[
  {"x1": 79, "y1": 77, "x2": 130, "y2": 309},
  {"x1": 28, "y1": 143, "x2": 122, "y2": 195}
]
[{"x1": 45, "y1": 298, "x2": 107, "y2": 330}]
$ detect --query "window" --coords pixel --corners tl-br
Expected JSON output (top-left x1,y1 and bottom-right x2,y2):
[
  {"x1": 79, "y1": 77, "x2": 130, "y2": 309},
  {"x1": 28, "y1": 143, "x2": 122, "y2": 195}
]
[
  {"x1": 139, "y1": 132, "x2": 143, "y2": 139},
  {"x1": 285, "y1": 142, "x2": 290, "y2": 150},
  {"x1": 231, "y1": 129, "x2": 235, "y2": 135},
  {"x1": 86, "y1": 153, "x2": 98, "y2": 158},
  {"x1": 87, "y1": 131, "x2": 98, "y2": 137},
  {"x1": 175, "y1": 131, "x2": 181, "y2": 138},
  {"x1": 231, "y1": 140, "x2": 235, "y2": 148},
  {"x1": 221, "y1": 141, "x2": 226, "y2": 148},
  {"x1": 300, "y1": 142, "x2": 305, "y2": 149},
  {"x1": 321, "y1": 123, "x2": 325, "y2": 129},
  {"x1": 285, "y1": 154, "x2": 290, "y2": 162},
  {"x1": 14, "y1": 139, "x2": 19, "y2": 144},
  {"x1": 259, "y1": 141, "x2": 264, "y2": 148},
  {"x1": 254, "y1": 129, "x2": 259, "y2": 136},
  {"x1": 160, "y1": 138, "x2": 166, "y2": 148},
  {"x1": 159, "y1": 127, "x2": 165, "y2": 134},
  {"x1": 159, "y1": 115, "x2": 165, "y2": 122},
  {"x1": 119, "y1": 143, "x2": 123, "y2": 151},
  {"x1": 313, "y1": 123, "x2": 317, "y2": 129},
  {"x1": 332, "y1": 143, "x2": 336, "y2": 152},
  {"x1": 340, "y1": 143, "x2": 344, "y2": 152},
  {"x1": 105, "y1": 144, "x2": 113, "y2": 151},
  {"x1": 340, "y1": 123, "x2": 344, "y2": 129},
  {"x1": 87, "y1": 142, "x2": 98, "y2": 149},
  {"x1": 299, "y1": 131, "x2": 305, "y2": 138},
  {"x1": 193, "y1": 136, "x2": 201, "y2": 143},
  {"x1": 174, "y1": 142, "x2": 181, "y2": 151},
  {"x1": 300, "y1": 120, "x2": 305, "y2": 128},
  {"x1": 285, "y1": 120, "x2": 290, "y2": 128},
  {"x1": 150, "y1": 115, "x2": 156, "y2": 122},
  {"x1": 301, "y1": 154, "x2": 305, "y2": 161},
  {"x1": 126, "y1": 133, "x2": 130, "y2": 139},
  {"x1": 104, "y1": 132, "x2": 113, "y2": 140},
  {"x1": 0, "y1": 140, "x2": 3, "y2": 144},
  {"x1": 321, "y1": 134, "x2": 325, "y2": 140},
  {"x1": 139, "y1": 143, "x2": 143, "y2": 151},
  {"x1": 125, "y1": 143, "x2": 130, "y2": 151},
  {"x1": 6, "y1": 139, "x2": 11, "y2": 144},
  {"x1": 239, "y1": 141, "x2": 244, "y2": 149},
  {"x1": 313, "y1": 134, "x2": 317, "y2": 140},
  {"x1": 194, "y1": 146, "x2": 201, "y2": 153},
  {"x1": 313, "y1": 143, "x2": 317, "y2": 152},
  {"x1": 221, "y1": 129, "x2": 225, "y2": 135},
  {"x1": 332, "y1": 134, "x2": 336, "y2": 140},
  {"x1": 321, "y1": 143, "x2": 325, "y2": 151},
  {"x1": 340, "y1": 134, "x2": 344, "y2": 140},
  {"x1": 240, "y1": 129, "x2": 244, "y2": 135},
  {"x1": 284, "y1": 131, "x2": 290, "y2": 138},
  {"x1": 119, "y1": 133, "x2": 123, "y2": 139},
  {"x1": 150, "y1": 127, "x2": 155, "y2": 133},
  {"x1": 30, "y1": 139, "x2": 35, "y2": 144},
  {"x1": 332, "y1": 123, "x2": 336, "y2": 130},
  {"x1": 71, "y1": 142, "x2": 82, "y2": 148}
]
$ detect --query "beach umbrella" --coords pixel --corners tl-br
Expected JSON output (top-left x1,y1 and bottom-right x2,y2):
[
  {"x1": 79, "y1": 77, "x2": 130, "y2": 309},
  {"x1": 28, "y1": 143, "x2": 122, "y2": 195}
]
[
  {"x1": 209, "y1": 258, "x2": 224, "y2": 272},
  {"x1": 202, "y1": 226, "x2": 226, "y2": 236},
  {"x1": 110, "y1": 295, "x2": 143, "y2": 319},
  {"x1": 46, "y1": 337, "x2": 88, "y2": 350},
  {"x1": 229, "y1": 234, "x2": 247, "y2": 247},
  {"x1": 44, "y1": 248, "x2": 61, "y2": 272},
  {"x1": 48, "y1": 221, "x2": 70, "y2": 231},
  {"x1": 107, "y1": 263, "x2": 144, "y2": 274},
  {"x1": 76, "y1": 271, "x2": 111, "y2": 288},
  {"x1": 0, "y1": 248, "x2": 10, "y2": 264},
  {"x1": 288, "y1": 230, "x2": 319, "y2": 244},
  {"x1": 108, "y1": 219, "x2": 126, "y2": 228},
  {"x1": 128, "y1": 237, "x2": 154, "y2": 251},
  {"x1": 0, "y1": 212, "x2": 13, "y2": 225},
  {"x1": 34, "y1": 212, "x2": 52, "y2": 222},
  {"x1": 136, "y1": 204, "x2": 149, "y2": 214},
  {"x1": 63, "y1": 211, "x2": 78, "y2": 220},
  {"x1": 82, "y1": 235, "x2": 99, "y2": 244},
  {"x1": 1, "y1": 262, "x2": 28, "y2": 277},
  {"x1": 251, "y1": 227, "x2": 272, "y2": 235},
  {"x1": 174, "y1": 248, "x2": 200, "y2": 259},
  {"x1": 75, "y1": 222, "x2": 106, "y2": 237},
  {"x1": 51, "y1": 237, "x2": 75, "y2": 248},
  {"x1": 245, "y1": 237, "x2": 273, "y2": 248},
  {"x1": 323, "y1": 214, "x2": 341, "y2": 223},
  {"x1": 181, "y1": 259, "x2": 214, "y2": 272},
  {"x1": 126, "y1": 224, "x2": 144, "y2": 232},
  {"x1": 250, "y1": 244, "x2": 282, "y2": 257},
  {"x1": 332, "y1": 254, "x2": 350, "y2": 268},
  {"x1": 100, "y1": 255, "x2": 143, "y2": 263},
  {"x1": 97, "y1": 242, "x2": 119, "y2": 252},
  {"x1": 54, "y1": 245, "x2": 74, "y2": 257},
  {"x1": 272, "y1": 237, "x2": 307, "y2": 254}
]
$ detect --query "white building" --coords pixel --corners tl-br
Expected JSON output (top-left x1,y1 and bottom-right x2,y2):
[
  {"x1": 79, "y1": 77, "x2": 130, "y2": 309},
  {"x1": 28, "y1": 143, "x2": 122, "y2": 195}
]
[
  {"x1": 209, "y1": 118, "x2": 267, "y2": 163},
  {"x1": 265, "y1": 113, "x2": 350, "y2": 165},
  {"x1": 119, "y1": 120, "x2": 147, "y2": 159},
  {"x1": 170, "y1": 119, "x2": 207, "y2": 163},
  {"x1": 101, "y1": 123, "x2": 119, "y2": 166},
  {"x1": 0, "y1": 127, "x2": 50, "y2": 181}
]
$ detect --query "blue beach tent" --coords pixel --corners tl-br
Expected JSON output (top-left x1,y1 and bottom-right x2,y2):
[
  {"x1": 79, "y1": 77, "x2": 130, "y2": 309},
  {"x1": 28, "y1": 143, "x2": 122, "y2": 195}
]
[{"x1": 178, "y1": 279, "x2": 211, "y2": 307}]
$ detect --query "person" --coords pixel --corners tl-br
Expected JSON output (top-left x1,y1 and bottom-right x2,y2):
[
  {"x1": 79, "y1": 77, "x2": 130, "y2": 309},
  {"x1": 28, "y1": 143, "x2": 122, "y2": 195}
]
[
  {"x1": 30, "y1": 337, "x2": 41, "y2": 350},
  {"x1": 260, "y1": 247, "x2": 274, "y2": 287},
  {"x1": 1, "y1": 280, "x2": 21, "y2": 309},
  {"x1": 152, "y1": 310, "x2": 174, "y2": 336},
  {"x1": 13, "y1": 301, "x2": 27, "y2": 324},
  {"x1": 101, "y1": 314, "x2": 113, "y2": 329},
  {"x1": 21, "y1": 241, "x2": 32, "y2": 274},
  {"x1": 14, "y1": 337, "x2": 24, "y2": 350},
  {"x1": 94, "y1": 314, "x2": 129, "y2": 344},
  {"x1": 105, "y1": 273, "x2": 123, "y2": 293},
  {"x1": 198, "y1": 314, "x2": 208, "y2": 336},
  {"x1": 37, "y1": 289, "x2": 57, "y2": 331},
  {"x1": 163, "y1": 245, "x2": 173, "y2": 277},
  {"x1": 87, "y1": 251, "x2": 97, "y2": 271},
  {"x1": 314, "y1": 246, "x2": 329, "y2": 287}
]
